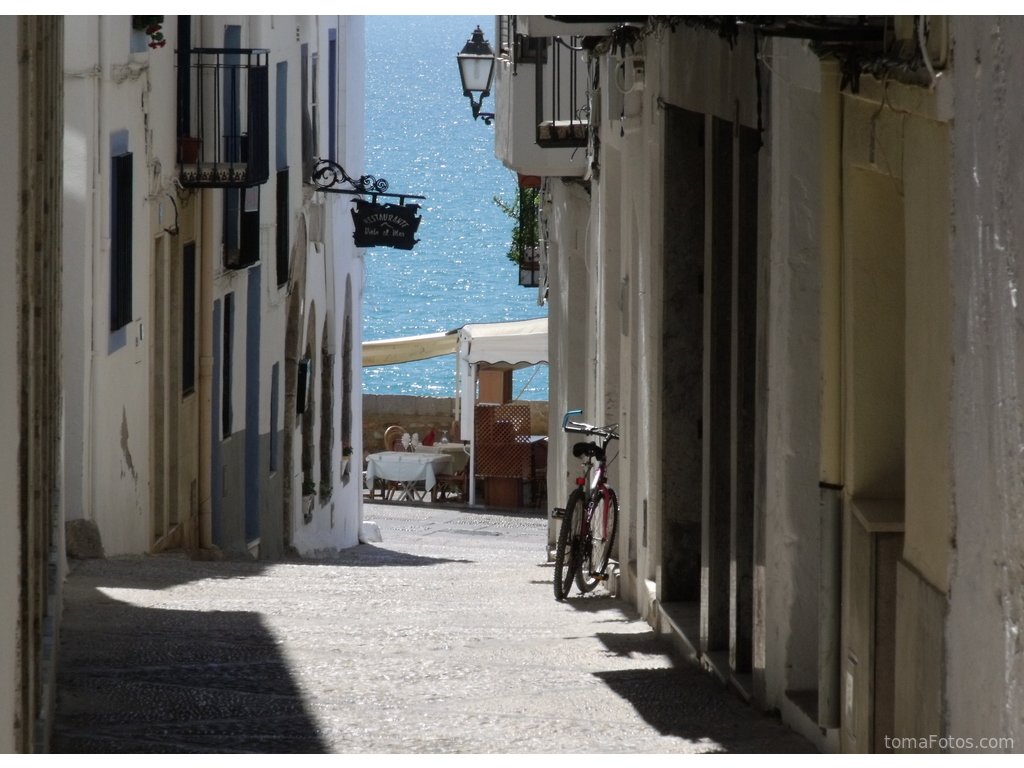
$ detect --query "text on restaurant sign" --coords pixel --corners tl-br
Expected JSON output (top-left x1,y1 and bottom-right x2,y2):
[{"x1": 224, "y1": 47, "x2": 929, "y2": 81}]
[{"x1": 351, "y1": 199, "x2": 422, "y2": 250}]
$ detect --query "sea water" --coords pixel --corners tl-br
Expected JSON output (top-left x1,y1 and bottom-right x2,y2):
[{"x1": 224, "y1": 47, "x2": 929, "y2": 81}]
[{"x1": 362, "y1": 15, "x2": 549, "y2": 401}]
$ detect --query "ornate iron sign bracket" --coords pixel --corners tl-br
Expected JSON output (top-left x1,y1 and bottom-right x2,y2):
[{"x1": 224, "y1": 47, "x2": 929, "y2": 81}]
[{"x1": 311, "y1": 159, "x2": 425, "y2": 206}]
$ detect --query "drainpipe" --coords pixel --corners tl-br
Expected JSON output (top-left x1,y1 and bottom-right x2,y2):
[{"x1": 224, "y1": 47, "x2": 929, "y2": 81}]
[
  {"x1": 198, "y1": 188, "x2": 214, "y2": 550},
  {"x1": 817, "y1": 58, "x2": 843, "y2": 731}
]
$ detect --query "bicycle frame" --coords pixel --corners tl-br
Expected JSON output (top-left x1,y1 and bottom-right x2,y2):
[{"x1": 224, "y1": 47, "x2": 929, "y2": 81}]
[{"x1": 556, "y1": 410, "x2": 619, "y2": 592}]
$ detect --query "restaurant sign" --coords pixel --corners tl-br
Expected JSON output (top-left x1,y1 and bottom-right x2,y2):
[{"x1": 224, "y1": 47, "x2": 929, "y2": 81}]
[{"x1": 351, "y1": 199, "x2": 422, "y2": 251}]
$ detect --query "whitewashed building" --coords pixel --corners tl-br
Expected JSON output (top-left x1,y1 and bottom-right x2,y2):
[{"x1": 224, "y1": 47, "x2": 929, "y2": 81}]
[
  {"x1": 62, "y1": 14, "x2": 366, "y2": 561},
  {"x1": 1, "y1": 14, "x2": 369, "y2": 752},
  {"x1": 494, "y1": 14, "x2": 1024, "y2": 754}
]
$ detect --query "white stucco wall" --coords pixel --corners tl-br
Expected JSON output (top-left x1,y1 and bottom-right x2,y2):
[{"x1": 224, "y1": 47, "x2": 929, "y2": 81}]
[
  {"x1": 544, "y1": 181, "x2": 593, "y2": 550},
  {"x1": 0, "y1": 18, "x2": 20, "y2": 754},
  {"x1": 63, "y1": 16, "x2": 156, "y2": 555},
  {"x1": 947, "y1": 16, "x2": 1024, "y2": 751},
  {"x1": 758, "y1": 38, "x2": 839, "y2": 751}
]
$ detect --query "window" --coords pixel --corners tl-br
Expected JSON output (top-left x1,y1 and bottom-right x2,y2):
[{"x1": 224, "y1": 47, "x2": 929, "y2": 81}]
[
  {"x1": 270, "y1": 362, "x2": 280, "y2": 471},
  {"x1": 182, "y1": 243, "x2": 196, "y2": 394},
  {"x1": 221, "y1": 25, "x2": 261, "y2": 270},
  {"x1": 319, "y1": 325, "x2": 333, "y2": 497},
  {"x1": 276, "y1": 169, "x2": 289, "y2": 285},
  {"x1": 275, "y1": 62, "x2": 290, "y2": 285},
  {"x1": 328, "y1": 30, "x2": 337, "y2": 161},
  {"x1": 301, "y1": 43, "x2": 312, "y2": 177},
  {"x1": 225, "y1": 186, "x2": 260, "y2": 270},
  {"x1": 110, "y1": 151, "x2": 133, "y2": 331},
  {"x1": 276, "y1": 61, "x2": 288, "y2": 171},
  {"x1": 311, "y1": 52, "x2": 320, "y2": 160},
  {"x1": 241, "y1": 186, "x2": 260, "y2": 263},
  {"x1": 222, "y1": 292, "x2": 234, "y2": 438}
]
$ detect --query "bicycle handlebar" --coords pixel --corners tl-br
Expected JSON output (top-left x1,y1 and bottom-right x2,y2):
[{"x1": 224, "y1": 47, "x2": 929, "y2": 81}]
[
  {"x1": 562, "y1": 410, "x2": 619, "y2": 441},
  {"x1": 562, "y1": 409, "x2": 582, "y2": 430}
]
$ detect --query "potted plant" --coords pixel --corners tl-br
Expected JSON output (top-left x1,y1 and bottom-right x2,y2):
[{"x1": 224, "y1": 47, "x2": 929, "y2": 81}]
[
  {"x1": 301, "y1": 476, "x2": 316, "y2": 523},
  {"x1": 178, "y1": 136, "x2": 203, "y2": 164},
  {"x1": 132, "y1": 16, "x2": 166, "y2": 49},
  {"x1": 319, "y1": 482, "x2": 333, "y2": 503},
  {"x1": 341, "y1": 443, "x2": 353, "y2": 477},
  {"x1": 493, "y1": 185, "x2": 539, "y2": 267}
]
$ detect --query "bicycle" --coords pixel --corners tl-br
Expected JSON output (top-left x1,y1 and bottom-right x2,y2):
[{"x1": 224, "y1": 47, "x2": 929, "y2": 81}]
[{"x1": 552, "y1": 410, "x2": 619, "y2": 601}]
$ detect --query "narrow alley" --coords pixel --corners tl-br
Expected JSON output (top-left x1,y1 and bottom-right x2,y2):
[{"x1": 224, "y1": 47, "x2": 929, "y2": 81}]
[{"x1": 52, "y1": 503, "x2": 813, "y2": 753}]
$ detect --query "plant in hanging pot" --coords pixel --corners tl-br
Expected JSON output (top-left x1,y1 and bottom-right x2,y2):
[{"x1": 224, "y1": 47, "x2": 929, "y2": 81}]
[
  {"x1": 341, "y1": 443, "x2": 353, "y2": 478},
  {"x1": 132, "y1": 16, "x2": 166, "y2": 48},
  {"x1": 301, "y1": 476, "x2": 316, "y2": 523},
  {"x1": 493, "y1": 185, "x2": 539, "y2": 267}
]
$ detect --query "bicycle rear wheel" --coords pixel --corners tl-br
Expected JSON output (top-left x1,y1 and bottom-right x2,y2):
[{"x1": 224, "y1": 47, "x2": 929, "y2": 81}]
[
  {"x1": 577, "y1": 487, "x2": 618, "y2": 591},
  {"x1": 574, "y1": 495, "x2": 599, "y2": 594},
  {"x1": 553, "y1": 488, "x2": 585, "y2": 601}
]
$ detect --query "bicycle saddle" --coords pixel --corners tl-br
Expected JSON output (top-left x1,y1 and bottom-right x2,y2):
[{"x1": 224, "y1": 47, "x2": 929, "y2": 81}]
[{"x1": 573, "y1": 441, "x2": 605, "y2": 461}]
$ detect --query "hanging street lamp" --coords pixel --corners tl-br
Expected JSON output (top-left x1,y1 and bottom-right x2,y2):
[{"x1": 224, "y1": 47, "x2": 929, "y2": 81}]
[{"x1": 456, "y1": 26, "x2": 496, "y2": 125}]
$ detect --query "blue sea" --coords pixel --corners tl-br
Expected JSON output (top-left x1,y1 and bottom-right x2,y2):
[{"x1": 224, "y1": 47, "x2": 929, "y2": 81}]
[{"x1": 362, "y1": 16, "x2": 549, "y2": 401}]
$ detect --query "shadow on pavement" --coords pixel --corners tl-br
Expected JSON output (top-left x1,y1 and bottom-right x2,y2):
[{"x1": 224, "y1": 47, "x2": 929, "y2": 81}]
[
  {"x1": 337, "y1": 543, "x2": 473, "y2": 567},
  {"x1": 53, "y1": 582, "x2": 327, "y2": 753},
  {"x1": 559, "y1": 593, "x2": 626, "y2": 612},
  {"x1": 595, "y1": 630, "x2": 669, "y2": 659},
  {"x1": 593, "y1": 666, "x2": 816, "y2": 753},
  {"x1": 554, "y1": 598, "x2": 816, "y2": 753},
  {"x1": 53, "y1": 542, "x2": 469, "y2": 753}
]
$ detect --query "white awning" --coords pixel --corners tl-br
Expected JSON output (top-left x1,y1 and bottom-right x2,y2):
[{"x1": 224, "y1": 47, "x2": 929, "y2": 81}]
[
  {"x1": 361, "y1": 316, "x2": 547, "y2": 370},
  {"x1": 361, "y1": 331, "x2": 458, "y2": 367},
  {"x1": 457, "y1": 316, "x2": 547, "y2": 369}
]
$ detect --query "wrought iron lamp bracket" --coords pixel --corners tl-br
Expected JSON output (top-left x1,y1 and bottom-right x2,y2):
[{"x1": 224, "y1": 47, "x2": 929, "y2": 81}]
[
  {"x1": 469, "y1": 98, "x2": 495, "y2": 125},
  {"x1": 311, "y1": 158, "x2": 425, "y2": 206}
]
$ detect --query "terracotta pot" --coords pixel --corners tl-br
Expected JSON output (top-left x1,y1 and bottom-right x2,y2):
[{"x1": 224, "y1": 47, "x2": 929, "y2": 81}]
[{"x1": 178, "y1": 136, "x2": 202, "y2": 163}]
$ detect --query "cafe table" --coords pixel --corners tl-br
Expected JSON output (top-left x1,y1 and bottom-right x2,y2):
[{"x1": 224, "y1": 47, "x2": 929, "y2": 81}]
[
  {"x1": 364, "y1": 450, "x2": 454, "y2": 502},
  {"x1": 413, "y1": 443, "x2": 470, "y2": 473}
]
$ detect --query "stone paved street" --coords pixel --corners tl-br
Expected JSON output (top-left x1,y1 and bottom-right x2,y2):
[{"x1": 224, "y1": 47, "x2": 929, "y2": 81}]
[{"x1": 52, "y1": 502, "x2": 814, "y2": 753}]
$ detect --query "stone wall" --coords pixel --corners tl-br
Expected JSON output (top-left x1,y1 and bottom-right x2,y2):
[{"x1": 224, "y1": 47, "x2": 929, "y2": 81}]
[{"x1": 362, "y1": 394, "x2": 548, "y2": 457}]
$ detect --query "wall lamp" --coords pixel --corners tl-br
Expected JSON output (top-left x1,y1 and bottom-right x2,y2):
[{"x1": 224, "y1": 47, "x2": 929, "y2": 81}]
[{"x1": 456, "y1": 26, "x2": 495, "y2": 125}]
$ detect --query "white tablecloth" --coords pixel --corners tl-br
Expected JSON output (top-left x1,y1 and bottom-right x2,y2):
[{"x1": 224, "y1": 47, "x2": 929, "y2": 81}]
[
  {"x1": 364, "y1": 451, "x2": 453, "y2": 499},
  {"x1": 414, "y1": 443, "x2": 470, "y2": 473}
]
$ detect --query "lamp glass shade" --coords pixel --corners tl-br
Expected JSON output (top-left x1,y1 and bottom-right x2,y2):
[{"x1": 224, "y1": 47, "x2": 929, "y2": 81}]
[
  {"x1": 458, "y1": 54, "x2": 494, "y2": 96},
  {"x1": 457, "y1": 26, "x2": 495, "y2": 97}
]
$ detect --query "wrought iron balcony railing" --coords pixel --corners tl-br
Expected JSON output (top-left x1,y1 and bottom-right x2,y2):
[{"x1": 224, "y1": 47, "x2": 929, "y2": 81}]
[
  {"x1": 177, "y1": 47, "x2": 270, "y2": 188},
  {"x1": 535, "y1": 36, "x2": 589, "y2": 148}
]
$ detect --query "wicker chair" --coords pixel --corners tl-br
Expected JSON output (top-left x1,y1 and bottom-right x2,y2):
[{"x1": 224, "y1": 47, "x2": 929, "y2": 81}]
[
  {"x1": 367, "y1": 425, "x2": 407, "y2": 500},
  {"x1": 383, "y1": 425, "x2": 406, "y2": 452},
  {"x1": 433, "y1": 467, "x2": 468, "y2": 503}
]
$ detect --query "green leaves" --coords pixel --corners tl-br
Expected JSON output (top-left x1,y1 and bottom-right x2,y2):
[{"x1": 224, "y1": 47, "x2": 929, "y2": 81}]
[{"x1": 492, "y1": 186, "x2": 539, "y2": 266}]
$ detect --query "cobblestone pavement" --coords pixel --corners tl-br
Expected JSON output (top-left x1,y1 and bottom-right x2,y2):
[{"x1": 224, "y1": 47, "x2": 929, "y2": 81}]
[{"x1": 52, "y1": 502, "x2": 814, "y2": 754}]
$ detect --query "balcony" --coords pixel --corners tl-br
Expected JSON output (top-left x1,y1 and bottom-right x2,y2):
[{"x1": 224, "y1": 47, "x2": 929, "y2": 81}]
[
  {"x1": 176, "y1": 47, "x2": 270, "y2": 188},
  {"x1": 535, "y1": 36, "x2": 589, "y2": 149},
  {"x1": 493, "y1": 28, "x2": 587, "y2": 177}
]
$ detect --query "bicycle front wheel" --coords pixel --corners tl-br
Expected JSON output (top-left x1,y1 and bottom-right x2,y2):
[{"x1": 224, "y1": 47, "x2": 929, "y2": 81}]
[
  {"x1": 581, "y1": 486, "x2": 618, "y2": 589},
  {"x1": 553, "y1": 488, "x2": 585, "y2": 601}
]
